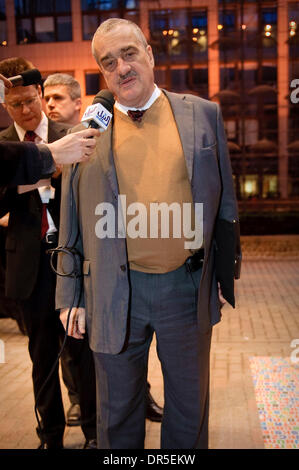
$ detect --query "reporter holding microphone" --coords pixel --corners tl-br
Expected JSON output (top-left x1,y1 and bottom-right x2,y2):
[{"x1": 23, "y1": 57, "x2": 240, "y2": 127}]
[
  {"x1": 0, "y1": 72, "x2": 99, "y2": 186},
  {"x1": 0, "y1": 57, "x2": 100, "y2": 449},
  {"x1": 0, "y1": 127, "x2": 100, "y2": 186}
]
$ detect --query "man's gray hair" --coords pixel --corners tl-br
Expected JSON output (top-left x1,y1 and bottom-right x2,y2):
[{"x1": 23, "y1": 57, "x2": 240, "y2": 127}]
[
  {"x1": 43, "y1": 73, "x2": 81, "y2": 100},
  {"x1": 91, "y1": 18, "x2": 148, "y2": 66}
]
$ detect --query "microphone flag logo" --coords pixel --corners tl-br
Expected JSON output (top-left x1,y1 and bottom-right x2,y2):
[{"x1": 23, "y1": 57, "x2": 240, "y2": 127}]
[{"x1": 81, "y1": 103, "x2": 112, "y2": 131}]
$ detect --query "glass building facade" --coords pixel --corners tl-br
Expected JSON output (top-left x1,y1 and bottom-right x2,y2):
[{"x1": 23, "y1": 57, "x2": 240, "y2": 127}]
[{"x1": 0, "y1": 0, "x2": 298, "y2": 207}]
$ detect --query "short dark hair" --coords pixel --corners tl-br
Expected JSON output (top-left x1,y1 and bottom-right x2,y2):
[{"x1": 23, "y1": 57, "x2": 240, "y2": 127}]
[{"x1": 0, "y1": 57, "x2": 35, "y2": 78}]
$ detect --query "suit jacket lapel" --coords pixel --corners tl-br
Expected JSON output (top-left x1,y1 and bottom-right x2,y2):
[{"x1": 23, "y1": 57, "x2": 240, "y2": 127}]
[
  {"x1": 95, "y1": 122, "x2": 119, "y2": 199},
  {"x1": 163, "y1": 89, "x2": 195, "y2": 183},
  {"x1": 0, "y1": 124, "x2": 20, "y2": 141},
  {"x1": 47, "y1": 118, "x2": 67, "y2": 143},
  {"x1": 1, "y1": 119, "x2": 66, "y2": 143}
]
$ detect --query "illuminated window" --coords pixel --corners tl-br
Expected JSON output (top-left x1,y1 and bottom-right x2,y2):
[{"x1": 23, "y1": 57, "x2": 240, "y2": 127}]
[
  {"x1": 149, "y1": 9, "x2": 207, "y2": 66},
  {"x1": 218, "y1": 10, "x2": 235, "y2": 33},
  {"x1": 81, "y1": 0, "x2": 137, "y2": 9},
  {"x1": 35, "y1": 17, "x2": 55, "y2": 42},
  {"x1": 261, "y1": 7, "x2": 277, "y2": 58},
  {"x1": 242, "y1": 175, "x2": 259, "y2": 199},
  {"x1": 262, "y1": 175, "x2": 278, "y2": 199},
  {"x1": 241, "y1": 120, "x2": 259, "y2": 147},
  {"x1": 225, "y1": 120, "x2": 237, "y2": 140},
  {"x1": 289, "y1": 2, "x2": 299, "y2": 60},
  {"x1": 81, "y1": 0, "x2": 139, "y2": 40},
  {"x1": 15, "y1": 0, "x2": 72, "y2": 44},
  {"x1": 218, "y1": 9, "x2": 237, "y2": 62}
]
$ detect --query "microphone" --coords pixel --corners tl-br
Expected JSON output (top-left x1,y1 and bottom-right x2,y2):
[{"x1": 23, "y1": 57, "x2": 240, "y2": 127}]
[
  {"x1": 81, "y1": 89, "x2": 115, "y2": 132},
  {"x1": 9, "y1": 68, "x2": 42, "y2": 87}
]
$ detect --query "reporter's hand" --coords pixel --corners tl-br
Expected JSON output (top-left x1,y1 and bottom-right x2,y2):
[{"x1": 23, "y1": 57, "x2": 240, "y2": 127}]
[
  {"x1": 47, "y1": 128, "x2": 100, "y2": 166},
  {"x1": 0, "y1": 74, "x2": 12, "y2": 90},
  {"x1": 60, "y1": 307, "x2": 86, "y2": 339},
  {"x1": 0, "y1": 213, "x2": 9, "y2": 227}
]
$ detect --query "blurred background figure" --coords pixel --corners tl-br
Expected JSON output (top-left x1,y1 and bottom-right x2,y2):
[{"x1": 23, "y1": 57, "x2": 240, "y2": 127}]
[{"x1": 44, "y1": 73, "x2": 81, "y2": 126}]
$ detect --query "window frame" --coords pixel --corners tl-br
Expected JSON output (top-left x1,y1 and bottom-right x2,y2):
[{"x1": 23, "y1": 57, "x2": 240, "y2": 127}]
[{"x1": 14, "y1": 0, "x2": 72, "y2": 44}]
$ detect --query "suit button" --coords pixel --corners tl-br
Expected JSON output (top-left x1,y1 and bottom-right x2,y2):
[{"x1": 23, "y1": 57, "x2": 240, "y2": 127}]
[{"x1": 120, "y1": 265, "x2": 126, "y2": 272}]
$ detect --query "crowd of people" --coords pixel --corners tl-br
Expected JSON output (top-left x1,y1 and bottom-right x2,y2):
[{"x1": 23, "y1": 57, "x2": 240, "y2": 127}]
[{"x1": 0, "y1": 17, "x2": 240, "y2": 450}]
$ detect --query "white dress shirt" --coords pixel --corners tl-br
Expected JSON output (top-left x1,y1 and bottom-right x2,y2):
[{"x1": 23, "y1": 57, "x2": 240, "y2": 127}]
[
  {"x1": 115, "y1": 84, "x2": 161, "y2": 115},
  {"x1": 15, "y1": 112, "x2": 57, "y2": 234}
]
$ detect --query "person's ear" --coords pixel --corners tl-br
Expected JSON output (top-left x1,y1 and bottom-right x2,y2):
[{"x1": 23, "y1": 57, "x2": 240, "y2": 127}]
[
  {"x1": 37, "y1": 84, "x2": 43, "y2": 99},
  {"x1": 74, "y1": 98, "x2": 82, "y2": 112},
  {"x1": 146, "y1": 45, "x2": 155, "y2": 68}
]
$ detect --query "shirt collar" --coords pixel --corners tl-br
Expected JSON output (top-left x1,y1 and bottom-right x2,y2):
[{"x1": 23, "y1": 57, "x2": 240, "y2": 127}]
[
  {"x1": 14, "y1": 111, "x2": 49, "y2": 143},
  {"x1": 115, "y1": 84, "x2": 161, "y2": 116}
]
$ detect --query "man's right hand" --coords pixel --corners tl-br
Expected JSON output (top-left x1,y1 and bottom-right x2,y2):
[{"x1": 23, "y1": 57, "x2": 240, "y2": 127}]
[
  {"x1": 60, "y1": 307, "x2": 86, "y2": 339},
  {"x1": 47, "y1": 128, "x2": 100, "y2": 166}
]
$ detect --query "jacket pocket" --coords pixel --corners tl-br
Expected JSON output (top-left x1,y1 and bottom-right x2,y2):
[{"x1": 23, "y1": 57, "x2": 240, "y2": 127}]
[
  {"x1": 201, "y1": 142, "x2": 216, "y2": 152},
  {"x1": 199, "y1": 143, "x2": 218, "y2": 163}
]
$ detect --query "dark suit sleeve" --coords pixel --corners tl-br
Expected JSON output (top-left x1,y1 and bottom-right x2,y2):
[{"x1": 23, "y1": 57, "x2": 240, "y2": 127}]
[
  {"x1": 36, "y1": 144, "x2": 56, "y2": 177},
  {"x1": 0, "y1": 141, "x2": 55, "y2": 186},
  {"x1": 214, "y1": 104, "x2": 242, "y2": 307}
]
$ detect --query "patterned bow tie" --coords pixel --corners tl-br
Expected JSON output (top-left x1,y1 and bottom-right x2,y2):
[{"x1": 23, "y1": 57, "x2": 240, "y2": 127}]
[{"x1": 127, "y1": 109, "x2": 146, "y2": 123}]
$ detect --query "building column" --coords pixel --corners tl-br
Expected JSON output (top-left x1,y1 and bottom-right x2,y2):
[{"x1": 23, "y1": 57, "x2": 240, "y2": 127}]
[
  {"x1": 5, "y1": 0, "x2": 16, "y2": 46},
  {"x1": 208, "y1": 0, "x2": 219, "y2": 99},
  {"x1": 71, "y1": 0, "x2": 84, "y2": 109},
  {"x1": 71, "y1": 0, "x2": 82, "y2": 43},
  {"x1": 140, "y1": 0, "x2": 150, "y2": 41},
  {"x1": 277, "y1": 1, "x2": 289, "y2": 199}
]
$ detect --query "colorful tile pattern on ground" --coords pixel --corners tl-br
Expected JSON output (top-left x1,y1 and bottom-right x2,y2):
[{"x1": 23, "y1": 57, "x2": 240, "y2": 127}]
[{"x1": 249, "y1": 357, "x2": 299, "y2": 449}]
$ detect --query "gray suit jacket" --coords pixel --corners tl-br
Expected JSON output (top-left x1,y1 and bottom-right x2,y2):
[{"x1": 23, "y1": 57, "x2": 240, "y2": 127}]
[{"x1": 56, "y1": 90, "x2": 240, "y2": 354}]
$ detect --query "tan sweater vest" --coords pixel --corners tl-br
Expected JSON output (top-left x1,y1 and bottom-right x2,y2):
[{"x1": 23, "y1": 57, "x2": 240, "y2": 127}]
[{"x1": 113, "y1": 93, "x2": 195, "y2": 273}]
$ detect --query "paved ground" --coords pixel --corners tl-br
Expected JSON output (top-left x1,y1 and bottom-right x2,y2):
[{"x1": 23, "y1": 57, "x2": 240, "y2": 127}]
[{"x1": 0, "y1": 258, "x2": 298, "y2": 449}]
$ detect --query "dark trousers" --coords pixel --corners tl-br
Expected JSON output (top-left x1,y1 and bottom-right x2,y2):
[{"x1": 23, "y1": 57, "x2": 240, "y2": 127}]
[
  {"x1": 20, "y1": 242, "x2": 65, "y2": 445},
  {"x1": 0, "y1": 226, "x2": 23, "y2": 329},
  {"x1": 62, "y1": 335, "x2": 97, "y2": 440},
  {"x1": 61, "y1": 345, "x2": 79, "y2": 405},
  {"x1": 93, "y1": 263, "x2": 212, "y2": 449}
]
